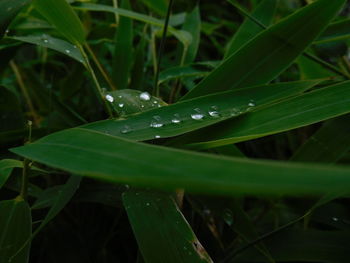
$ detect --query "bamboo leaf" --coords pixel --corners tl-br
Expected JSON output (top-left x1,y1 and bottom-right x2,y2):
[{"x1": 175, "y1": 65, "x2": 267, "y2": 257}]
[
  {"x1": 0, "y1": 199, "x2": 31, "y2": 263},
  {"x1": 10, "y1": 128, "x2": 350, "y2": 196},
  {"x1": 33, "y1": 0, "x2": 86, "y2": 44},
  {"x1": 92, "y1": 80, "x2": 320, "y2": 141},
  {"x1": 183, "y1": 81, "x2": 350, "y2": 149},
  {"x1": 0, "y1": 0, "x2": 31, "y2": 39},
  {"x1": 181, "y1": 0, "x2": 345, "y2": 100},
  {"x1": 0, "y1": 159, "x2": 22, "y2": 189},
  {"x1": 123, "y1": 190, "x2": 212, "y2": 263}
]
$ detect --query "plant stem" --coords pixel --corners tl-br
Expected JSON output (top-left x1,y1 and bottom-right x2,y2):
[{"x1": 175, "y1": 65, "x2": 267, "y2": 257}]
[
  {"x1": 20, "y1": 121, "x2": 32, "y2": 201},
  {"x1": 79, "y1": 44, "x2": 114, "y2": 118},
  {"x1": 153, "y1": 0, "x2": 174, "y2": 97},
  {"x1": 85, "y1": 43, "x2": 117, "y2": 90},
  {"x1": 10, "y1": 61, "x2": 40, "y2": 126}
]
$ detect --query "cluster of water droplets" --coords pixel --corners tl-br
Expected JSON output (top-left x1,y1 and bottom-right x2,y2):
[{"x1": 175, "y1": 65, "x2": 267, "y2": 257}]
[{"x1": 117, "y1": 99, "x2": 257, "y2": 137}]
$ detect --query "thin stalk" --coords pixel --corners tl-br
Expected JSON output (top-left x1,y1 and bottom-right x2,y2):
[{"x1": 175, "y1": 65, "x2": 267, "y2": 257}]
[
  {"x1": 112, "y1": 0, "x2": 119, "y2": 25},
  {"x1": 169, "y1": 44, "x2": 188, "y2": 103},
  {"x1": 20, "y1": 121, "x2": 32, "y2": 201},
  {"x1": 228, "y1": 0, "x2": 350, "y2": 79},
  {"x1": 153, "y1": 0, "x2": 174, "y2": 97},
  {"x1": 79, "y1": 44, "x2": 114, "y2": 118},
  {"x1": 10, "y1": 61, "x2": 40, "y2": 126},
  {"x1": 85, "y1": 43, "x2": 117, "y2": 90}
]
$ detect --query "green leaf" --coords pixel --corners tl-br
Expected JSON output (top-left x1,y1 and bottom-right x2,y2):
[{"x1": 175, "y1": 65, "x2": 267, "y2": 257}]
[
  {"x1": 181, "y1": 0, "x2": 345, "y2": 100},
  {"x1": 73, "y1": 2, "x2": 192, "y2": 46},
  {"x1": 10, "y1": 127, "x2": 350, "y2": 196},
  {"x1": 181, "y1": 6, "x2": 201, "y2": 64},
  {"x1": 234, "y1": 229, "x2": 350, "y2": 263},
  {"x1": 0, "y1": 199, "x2": 31, "y2": 263},
  {"x1": 225, "y1": 0, "x2": 277, "y2": 58},
  {"x1": 33, "y1": 0, "x2": 86, "y2": 44},
  {"x1": 315, "y1": 18, "x2": 350, "y2": 44},
  {"x1": 123, "y1": 190, "x2": 212, "y2": 263},
  {"x1": 112, "y1": 0, "x2": 133, "y2": 89},
  {"x1": 0, "y1": 0, "x2": 30, "y2": 39},
  {"x1": 291, "y1": 115, "x2": 350, "y2": 163},
  {"x1": 297, "y1": 55, "x2": 334, "y2": 79},
  {"x1": 140, "y1": 0, "x2": 168, "y2": 16},
  {"x1": 93, "y1": 80, "x2": 320, "y2": 141},
  {"x1": 0, "y1": 159, "x2": 22, "y2": 189},
  {"x1": 184, "y1": 81, "x2": 350, "y2": 149},
  {"x1": 159, "y1": 65, "x2": 209, "y2": 85},
  {"x1": 104, "y1": 89, "x2": 167, "y2": 117},
  {"x1": 9, "y1": 35, "x2": 85, "y2": 64}
]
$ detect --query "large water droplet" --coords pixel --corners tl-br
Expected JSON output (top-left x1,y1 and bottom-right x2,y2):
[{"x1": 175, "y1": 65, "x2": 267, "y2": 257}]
[
  {"x1": 191, "y1": 108, "x2": 204, "y2": 120},
  {"x1": 150, "y1": 116, "x2": 164, "y2": 128},
  {"x1": 140, "y1": 91, "x2": 151, "y2": 101},
  {"x1": 171, "y1": 113, "x2": 181, "y2": 124},
  {"x1": 120, "y1": 125, "x2": 131, "y2": 134},
  {"x1": 208, "y1": 106, "x2": 220, "y2": 118},
  {"x1": 105, "y1": 94, "x2": 114, "y2": 102}
]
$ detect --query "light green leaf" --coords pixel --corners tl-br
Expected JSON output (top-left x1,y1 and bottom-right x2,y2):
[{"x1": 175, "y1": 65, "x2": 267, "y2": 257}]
[{"x1": 181, "y1": 0, "x2": 345, "y2": 100}]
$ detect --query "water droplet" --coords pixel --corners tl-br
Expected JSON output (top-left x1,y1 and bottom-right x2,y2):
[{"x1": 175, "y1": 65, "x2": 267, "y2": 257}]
[
  {"x1": 120, "y1": 125, "x2": 131, "y2": 134},
  {"x1": 118, "y1": 95, "x2": 122, "y2": 98},
  {"x1": 248, "y1": 100, "x2": 256, "y2": 107},
  {"x1": 141, "y1": 104, "x2": 145, "y2": 108},
  {"x1": 105, "y1": 94, "x2": 114, "y2": 102},
  {"x1": 208, "y1": 106, "x2": 220, "y2": 118},
  {"x1": 155, "y1": 135, "x2": 161, "y2": 139},
  {"x1": 125, "y1": 184, "x2": 130, "y2": 189},
  {"x1": 73, "y1": 45, "x2": 77, "y2": 49},
  {"x1": 191, "y1": 108, "x2": 204, "y2": 120},
  {"x1": 43, "y1": 39, "x2": 49, "y2": 43},
  {"x1": 118, "y1": 103, "x2": 124, "y2": 108},
  {"x1": 140, "y1": 92, "x2": 151, "y2": 101},
  {"x1": 223, "y1": 208, "x2": 234, "y2": 225},
  {"x1": 150, "y1": 116, "x2": 164, "y2": 128},
  {"x1": 171, "y1": 113, "x2": 181, "y2": 124},
  {"x1": 5, "y1": 29, "x2": 9, "y2": 34},
  {"x1": 332, "y1": 217, "x2": 339, "y2": 222},
  {"x1": 65, "y1": 49, "x2": 71, "y2": 54},
  {"x1": 146, "y1": 202, "x2": 150, "y2": 206},
  {"x1": 153, "y1": 100, "x2": 158, "y2": 104},
  {"x1": 230, "y1": 108, "x2": 240, "y2": 117}
]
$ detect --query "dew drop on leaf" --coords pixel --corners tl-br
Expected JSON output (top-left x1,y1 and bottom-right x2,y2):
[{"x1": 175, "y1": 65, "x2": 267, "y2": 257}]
[
  {"x1": 105, "y1": 94, "x2": 114, "y2": 102},
  {"x1": 171, "y1": 113, "x2": 181, "y2": 124},
  {"x1": 191, "y1": 108, "x2": 204, "y2": 120},
  {"x1": 150, "y1": 116, "x2": 164, "y2": 128},
  {"x1": 139, "y1": 92, "x2": 151, "y2": 101},
  {"x1": 120, "y1": 125, "x2": 131, "y2": 134}
]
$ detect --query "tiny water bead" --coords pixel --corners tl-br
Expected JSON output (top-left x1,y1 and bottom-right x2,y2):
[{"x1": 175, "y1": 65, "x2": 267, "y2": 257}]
[
  {"x1": 118, "y1": 103, "x2": 124, "y2": 108},
  {"x1": 150, "y1": 115, "x2": 164, "y2": 128},
  {"x1": 332, "y1": 217, "x2": 339, "y2": 222},
  {"x1": 154, "y1": 135, "x2": 161, "y2": 139},
  {"x1": 139, "y1": 91, "x2": 151, "y2": 101},
  {"x1": 65, "y1": 49, "x2": 71, "y2": 54},
  {"x1": 120, "y1": 125, "x2": 132, "y2": 134},
  {"x1": 208, "y1": 106, "x2": 220, "y2": 118},
  {"x1": 105, "y1": 94, "x2": 114, "y2": 102},
  {"x1": 191, "y1": 108, "x2": 204, "y2": 120},
  {"x1": 230, "y1": 108, "x2": 240, "y2": 117},
  {"x1": 248, "y1": 99, "x2": 256, "y2": 107},
  {"x1": 171, "y1": 113, "x2": 181, "y2": 124}
]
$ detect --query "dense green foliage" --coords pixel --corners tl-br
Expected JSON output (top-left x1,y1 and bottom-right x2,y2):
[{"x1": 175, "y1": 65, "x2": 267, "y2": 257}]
[{"x1": 1, "y1": 0, "x2": 350, "y2": 262}]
